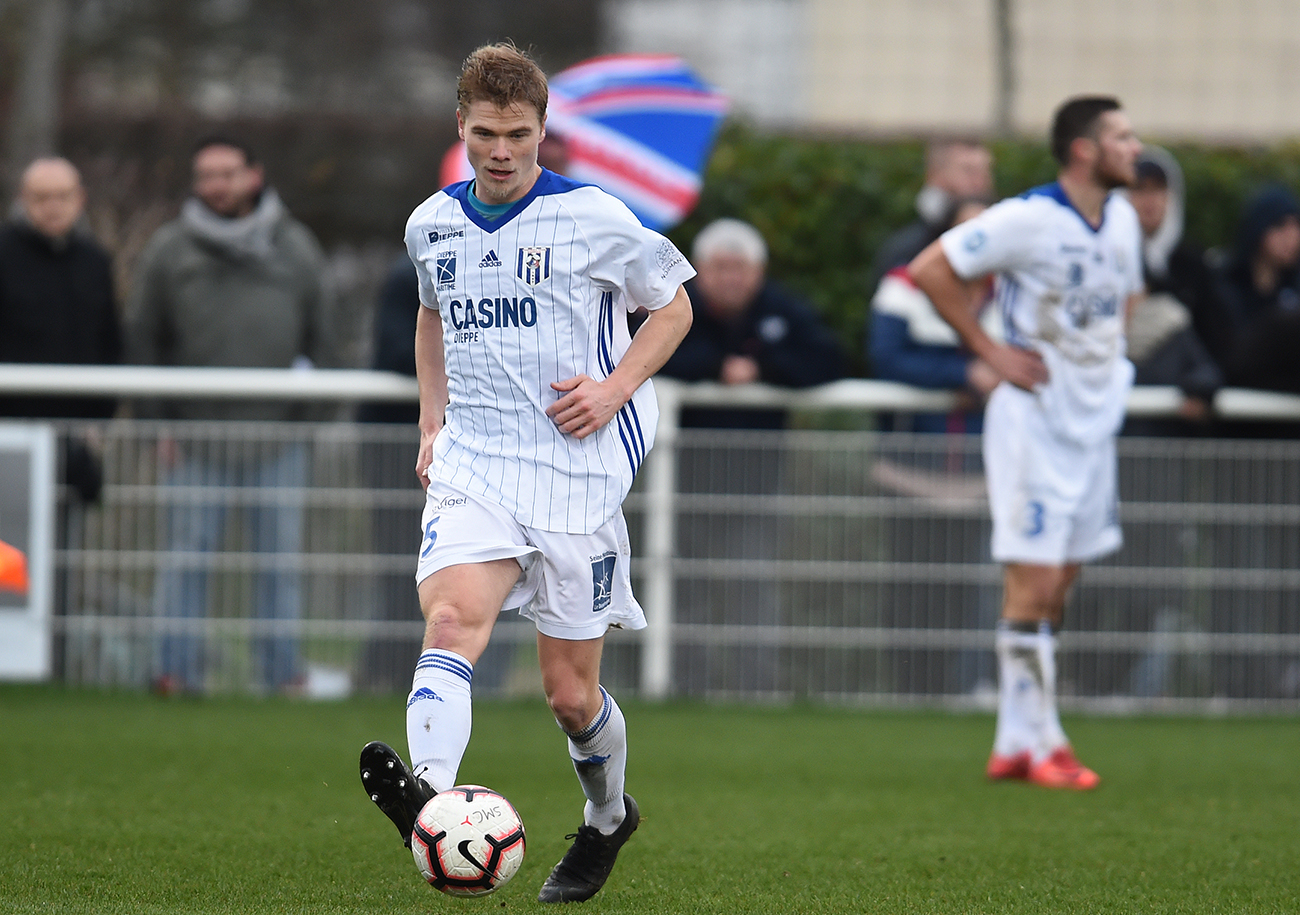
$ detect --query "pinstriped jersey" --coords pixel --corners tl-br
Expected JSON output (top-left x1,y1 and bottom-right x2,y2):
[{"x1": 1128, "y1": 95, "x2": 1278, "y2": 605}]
[
  {"x1": 405, "y1": 169, "x2": 695, "y2": 534},
  {"x1": 941, "y1": 182, "x2": 1143, "y2": 444}
]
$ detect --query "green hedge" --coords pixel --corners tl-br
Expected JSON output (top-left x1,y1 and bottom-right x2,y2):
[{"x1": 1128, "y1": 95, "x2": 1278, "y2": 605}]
[{"x1": 668, "y1": 121, "x2": 1300, "y2": 375}]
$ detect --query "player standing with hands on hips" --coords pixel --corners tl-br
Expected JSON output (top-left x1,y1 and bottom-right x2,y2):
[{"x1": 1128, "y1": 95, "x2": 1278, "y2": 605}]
[
  {"x1": 359, "y1": 42, "x2": 694, "y2": 901},
  {"x1": 909, "y1": 97, "x2": 1143, "y2": 790}
]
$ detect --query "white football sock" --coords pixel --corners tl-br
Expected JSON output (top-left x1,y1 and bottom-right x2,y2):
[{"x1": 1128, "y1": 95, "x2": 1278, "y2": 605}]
[
  {"x1": 1036, "y1": 621, "x2": 1069, "y2": 757},
  {"x1": 993, "y1": 621, "x2": 1044, "y2": 757},
  {"x1": 563, "y1": 686, "x2": 628, "y2": 836},
  {"x1": 406, "y1": 648, "x2": 474, "y2": 793}
]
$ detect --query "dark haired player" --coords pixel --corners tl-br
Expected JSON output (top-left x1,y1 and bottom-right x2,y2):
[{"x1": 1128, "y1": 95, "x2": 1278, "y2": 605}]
[{"x1": 910, "y1": 96, "x2": 1143, "y2": 789}]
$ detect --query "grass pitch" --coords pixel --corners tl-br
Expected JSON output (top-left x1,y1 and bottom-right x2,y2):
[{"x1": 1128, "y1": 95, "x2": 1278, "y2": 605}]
[{"x1": 2, "y1": 686, "x2": 1296, "y2": 914}]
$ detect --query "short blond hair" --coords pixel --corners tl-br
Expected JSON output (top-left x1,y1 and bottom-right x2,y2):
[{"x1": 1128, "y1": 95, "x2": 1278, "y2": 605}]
[{"x1": 457, "y1": 42, "x2": 548, "y2": 122}]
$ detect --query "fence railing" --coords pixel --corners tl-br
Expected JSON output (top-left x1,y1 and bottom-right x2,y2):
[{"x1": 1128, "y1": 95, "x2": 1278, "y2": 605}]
[{"x1": 3, "y1": 365, "x2": 1300, "y2": 711}]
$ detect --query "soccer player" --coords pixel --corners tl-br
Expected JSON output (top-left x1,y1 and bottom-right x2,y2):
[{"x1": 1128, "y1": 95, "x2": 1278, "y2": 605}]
[
  {"x1": 909, "y1": 96, "x2": 1143, "y2": 790},
  {"x1": 358, "y1": 42, "x2": 694, "y2": 902}
]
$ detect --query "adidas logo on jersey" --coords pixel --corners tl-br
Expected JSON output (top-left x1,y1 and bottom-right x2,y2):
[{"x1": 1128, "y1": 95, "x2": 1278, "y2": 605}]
[{"x1": 479, "y1": 250, "x2": 502, "y2": 268}]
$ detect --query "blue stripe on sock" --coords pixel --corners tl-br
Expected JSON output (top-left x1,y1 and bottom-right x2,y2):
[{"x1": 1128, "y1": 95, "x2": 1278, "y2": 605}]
[
  {"x1": 415, "y1": 649, "x2": 473, "y2": 685},
  {"x1": 417, "y1": 657, "x2": 473, "y2": 684},
  {"x1": 568, "y1": 687, "x2": 611, "y2": 744},
  {"x1": 416, "y1": 654, "x2": 473, "y2": 682}
]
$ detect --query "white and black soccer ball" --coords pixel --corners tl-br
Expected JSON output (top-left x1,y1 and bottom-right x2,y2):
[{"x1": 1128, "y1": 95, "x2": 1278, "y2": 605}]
[{"x1": 410, "y1": 785, "x2": 526, "y2": 897}]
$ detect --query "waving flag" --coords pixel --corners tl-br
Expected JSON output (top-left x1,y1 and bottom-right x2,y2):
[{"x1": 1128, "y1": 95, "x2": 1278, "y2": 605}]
[
  {"x1": 548, "y1": 54, "x2": 729, "y2": 230},
  {"x1": 441, "y1": 54, "x2": 729, "y2": 231}
]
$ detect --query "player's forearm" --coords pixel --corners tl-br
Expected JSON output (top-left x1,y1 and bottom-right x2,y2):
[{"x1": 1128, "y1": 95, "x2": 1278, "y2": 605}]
[
  {"x1": 414, "y1": 306, "x2": 448, "y2": 434},
  {"x1": 607, "y1": 285, "x2": 693, "y2": 402},
  {"x1": 908, "y1": 241, "x2": 999, "y2": 362}
]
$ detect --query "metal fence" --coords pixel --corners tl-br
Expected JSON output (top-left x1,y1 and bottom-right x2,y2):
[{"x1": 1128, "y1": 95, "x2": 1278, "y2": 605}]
[
  {"x1": 5, "y1": 368, "x2": 1299, "y2": 712},
  {"x1": 659, "y1": 427, "x2": 1300, "y2": 712}
]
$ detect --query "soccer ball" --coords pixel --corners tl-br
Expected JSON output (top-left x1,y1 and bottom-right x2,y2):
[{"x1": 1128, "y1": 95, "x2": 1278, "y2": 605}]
[{"x1": 411, "y1": 785, "x2": 526, "y2": 897}]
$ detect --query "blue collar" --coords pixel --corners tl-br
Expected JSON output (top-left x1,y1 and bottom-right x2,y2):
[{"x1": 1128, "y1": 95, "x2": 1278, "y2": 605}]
[{"x1": 1021, "y1": 181, "x2": 1107, "y2": 234}]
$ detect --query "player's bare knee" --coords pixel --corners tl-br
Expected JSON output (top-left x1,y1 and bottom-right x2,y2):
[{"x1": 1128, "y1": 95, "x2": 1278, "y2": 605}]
[
  {"x1": 421, "y1": 602, "x2": 489, "y2": 655},
  {"x1": 1004, "y1": 565, "x2": 1071, "y2": 621}
]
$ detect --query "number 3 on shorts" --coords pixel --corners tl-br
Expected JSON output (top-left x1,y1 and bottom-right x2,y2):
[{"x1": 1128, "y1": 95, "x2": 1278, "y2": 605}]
[
  {"x1": 1024, "y1": 500, "x2": 1045, "y2": 538},
  {"x1": 420, "y1": 516, "x2": 440, "y2": 558}
]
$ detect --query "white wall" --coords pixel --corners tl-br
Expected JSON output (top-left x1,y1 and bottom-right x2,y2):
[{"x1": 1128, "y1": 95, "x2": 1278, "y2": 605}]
[
  {"x1": 606, "y1": 0, "x2": 1300, "y2": 141},
  {"x1": 604, "y1": 0, "x2": 808, "y2": 126}
]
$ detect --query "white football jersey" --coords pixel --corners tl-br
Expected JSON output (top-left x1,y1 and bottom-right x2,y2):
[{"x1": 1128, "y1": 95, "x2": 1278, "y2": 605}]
[
  {"x1": 941, "y1": 182, "x2": 1143, "y2": 444},
  {"x1": 405, "y1": 169, "x2": 695, "y2": 534}
]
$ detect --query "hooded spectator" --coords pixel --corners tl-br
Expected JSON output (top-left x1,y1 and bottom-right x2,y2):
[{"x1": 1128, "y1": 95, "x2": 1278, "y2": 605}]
[
  {"x1": 1211, "y1": 184, "x2": 1300, "y2": 365},
  {"x1": 1122, "y1": 148, "x2": 1223, "y2": 432},
  {"x1": 1207, "y1": 185, "x2": 1300, "y2": 402}
]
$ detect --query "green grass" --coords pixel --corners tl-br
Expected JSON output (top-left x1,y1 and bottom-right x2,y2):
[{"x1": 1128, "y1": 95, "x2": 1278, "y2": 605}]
[{"x1": 1, "y1": 686, "x2": 1296, "y2": 914}]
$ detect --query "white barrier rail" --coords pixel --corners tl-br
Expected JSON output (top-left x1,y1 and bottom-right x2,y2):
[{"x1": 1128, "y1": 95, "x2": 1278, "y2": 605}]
[
  {"x1": 3, "y1": 364, "x2": 1300, "y2": 420},
  {"x1": 0, "y1": 364, "x2": 419, "y2": 401}
]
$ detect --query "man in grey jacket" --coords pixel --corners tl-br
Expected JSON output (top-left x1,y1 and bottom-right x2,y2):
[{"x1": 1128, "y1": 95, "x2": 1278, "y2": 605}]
[{"x1": 128, "y1": 135, "x2": 339, "y2": 694}]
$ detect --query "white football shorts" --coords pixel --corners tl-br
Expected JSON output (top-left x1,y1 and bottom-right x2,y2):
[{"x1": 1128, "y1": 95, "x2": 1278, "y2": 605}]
[
  {"x1": 983, "y1": 384, "x2": 1122, "y2": 565},
  {"x1": 415, "y1": 481, "x2": 646, "y2": 640}
]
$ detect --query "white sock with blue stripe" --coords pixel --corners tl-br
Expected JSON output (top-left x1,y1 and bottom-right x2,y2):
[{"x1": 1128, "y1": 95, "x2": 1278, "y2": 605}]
[
  {"x1": 406, "y1": 649, "x2": 474, "y2": 794},
  {"x1": 564, "y1": 686, "x2": 628, "y2": 836}
]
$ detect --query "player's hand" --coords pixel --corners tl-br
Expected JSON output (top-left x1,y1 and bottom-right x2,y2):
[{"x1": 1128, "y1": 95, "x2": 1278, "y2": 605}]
[
  {"x1": 986, "y1": 344, "x2": 1049, "y2": 392},
  {"x1": 965, "y1": 357, "x2": 1002, "y2": 397},
  {"x1": 415, "y1": 426, "x2": 440, "y2": 491},
  {"x1": 546, "y1": 375, "x2": 624, "y2": 439},
  {"x1": 720, "y1": 355, "x2": 760, "y2": 385}
]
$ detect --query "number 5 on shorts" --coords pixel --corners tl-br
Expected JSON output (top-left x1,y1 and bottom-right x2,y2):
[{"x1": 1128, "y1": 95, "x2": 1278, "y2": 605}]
[{"x1": 420, "y1": 516, "x2": 440, "y2": 558}]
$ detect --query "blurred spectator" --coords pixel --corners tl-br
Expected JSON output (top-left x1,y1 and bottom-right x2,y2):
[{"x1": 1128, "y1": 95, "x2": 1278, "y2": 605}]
[
  {"x1": 0, "y1": 157, "x2": 122, "y2": 503},
  {"x1": 658, "y1": 218, "x2": 846, "y2": 428},
  {"x1": 656, "y1": 218, "x2": 845, "y2": 695},
  {"x1": 1122, "y1": 147, "x2": 1223, "y2": 435},
  {"x1": 1214, "y1": 184, "x2": 1300, "y2": 399},
  {"x1": 128, "y1": 135, "x2": 340, "y2": 695},
  {"x1": 1, "y1": 157, "x2": 121, "y2": 423},
  {"x1": 1211, "y1": 184, "x2": 1300, "y2": 361},
  {"x1": 870, "y1": 196, "x2": 999, "y2": 435},
  {"x1": 2, "y1": 156, "x2": 122, "y2": 682},
  {"x1": 867, "y1": 139, "x2": 994, "y2": 298}
]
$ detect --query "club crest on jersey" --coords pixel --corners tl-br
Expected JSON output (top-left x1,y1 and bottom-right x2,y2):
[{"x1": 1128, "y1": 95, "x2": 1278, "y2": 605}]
[
  {"x1": 517, "y1": 246, "x2": 551, "y2": 285},
  {"x1": 435, "y1": 251, "x2": 457, "y2": 289}
]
